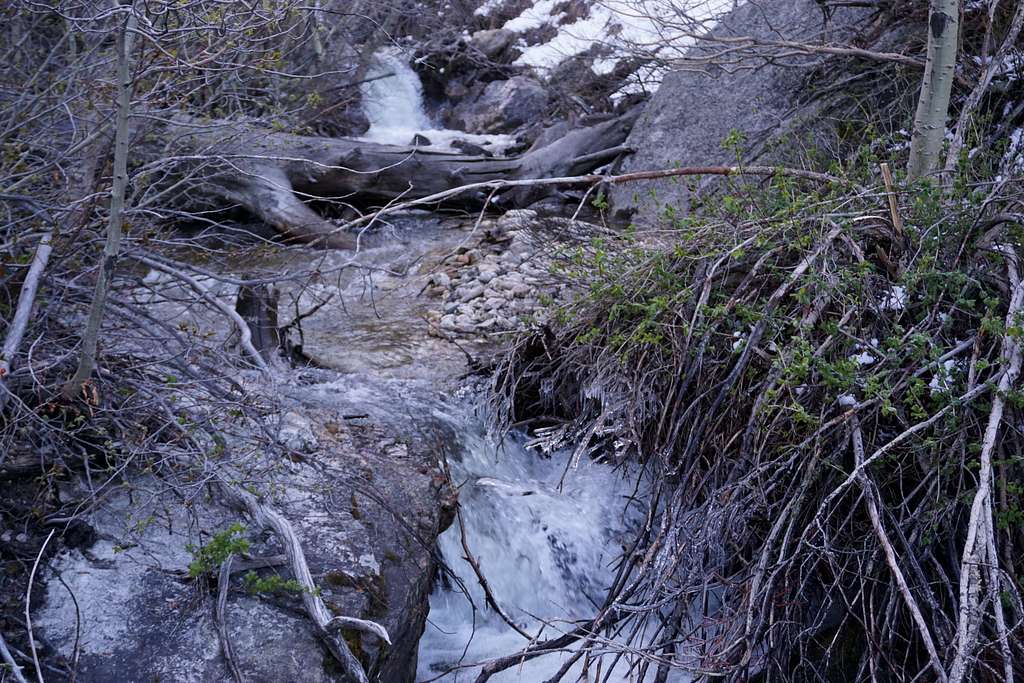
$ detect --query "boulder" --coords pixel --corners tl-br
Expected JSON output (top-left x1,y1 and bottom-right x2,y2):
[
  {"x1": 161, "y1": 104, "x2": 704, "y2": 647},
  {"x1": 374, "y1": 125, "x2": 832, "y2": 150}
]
[
  {"x1": 608, "y1": 0, "x2": 872, "y2": 224},
  {"x1": 469, "y1": 28, "x2": 520, "y2": 63},
  {"x1": 451, "y1": 76, "x2": 551, "y2": 133},
  {"x1": 36, "y1": 412, "x2": 455, "y2": 683}
]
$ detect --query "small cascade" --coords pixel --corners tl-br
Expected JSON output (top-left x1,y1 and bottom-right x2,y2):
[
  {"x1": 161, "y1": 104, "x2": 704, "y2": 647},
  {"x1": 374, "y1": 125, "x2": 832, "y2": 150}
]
[
  {"x1": 359, "y1": 49, "x2": 513, "y2": 153},
  {"x1": 361, "y1": 49, "x2": 433, "y2": 139}
]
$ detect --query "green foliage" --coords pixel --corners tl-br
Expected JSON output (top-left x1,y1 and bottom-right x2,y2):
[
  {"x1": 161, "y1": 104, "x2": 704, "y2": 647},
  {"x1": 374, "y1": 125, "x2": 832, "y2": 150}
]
[
  {"x1": 186, "y1": 523, "x2": 250, "y2": 577},
  {"x1": 242, "y1": 571, "x2": 309, "y2": 595}
]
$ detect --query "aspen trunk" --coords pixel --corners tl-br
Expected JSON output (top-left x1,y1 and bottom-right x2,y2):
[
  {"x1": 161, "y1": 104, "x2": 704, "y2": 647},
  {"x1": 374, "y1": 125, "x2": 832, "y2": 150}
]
[
  {"x1": 907, "y1": 0, "x2": 960, "y2": 181},
  {"x1": 65, "y1": 7, "x2": 137, "y2": 398}
]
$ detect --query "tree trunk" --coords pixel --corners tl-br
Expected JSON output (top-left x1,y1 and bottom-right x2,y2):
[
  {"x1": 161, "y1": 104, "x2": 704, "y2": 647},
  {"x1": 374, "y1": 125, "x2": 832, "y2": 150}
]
[
  {"x1": 172, "y1": 111, "x2": 638, "y2": 248},
  {"x1": 65, "y1": 7, "x2": 137, "y2": 399},
  {"x1": 907, "y1": 0, "x2": 960, "y2": 181}
]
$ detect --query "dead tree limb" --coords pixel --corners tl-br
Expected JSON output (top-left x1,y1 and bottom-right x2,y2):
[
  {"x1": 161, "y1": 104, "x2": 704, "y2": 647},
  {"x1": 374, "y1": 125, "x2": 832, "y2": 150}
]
[
  {"x1": 216, "y1": 554, "x2": 245, "y2": 683},
  {"x1": 948, "y1": 245, "x2": 1024, "y2": 683},
  {"x1": 0, "y1": 228, "x2": 52, "y2": 414},
  {"x1": 171, "y1": 112, "x2": 638, "y2": 247},
  {"x1": 217, "y1": 483, "x2": 387, "y2": 683}
]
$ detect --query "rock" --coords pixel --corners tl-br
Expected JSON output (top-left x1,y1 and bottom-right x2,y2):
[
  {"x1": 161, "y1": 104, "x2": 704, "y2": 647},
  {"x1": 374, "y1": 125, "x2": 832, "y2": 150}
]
[
  {"x1": 608, "y1": 0, "x2": 872, "y2": 224},
  {"x1": 451, "y1": 77, "x2": 551, "y2": 134},
  {"x1": 37, "y1": 417, "x2": 455, "y2": 683},
  {"x1": 410, "y1": 133, "x2": 432, "y2": 146},
  {"x1": 278, "y1": 411, "x2": 318, "y2": 452},
  {"x1": 443, "y1": 301, "x2": 460, "y2": 314},
  {"x1": 477, "y1": 270, "x2": 497, "y2": 284},
  {"x1": 483, "y1": 297, "x2": 505, "y2": 311},
  {"x1": 511, "y1": 284, "x2": 532, "y2": 298},
  {"x1": 440, "y1": 314, "x2": 458, "y2": 330},
  {"x1": 430, "y1": 272, "x2": 451, "y2": 287},
  {"x1": 469, "y1": 28, "x2": 519, "y2": 62},
  {"x1": 457, "y1": 284, "x2": 485, "y2": 302},
  {"x1": 451, "y1": 139, "x2": 494, "y2": 157}
]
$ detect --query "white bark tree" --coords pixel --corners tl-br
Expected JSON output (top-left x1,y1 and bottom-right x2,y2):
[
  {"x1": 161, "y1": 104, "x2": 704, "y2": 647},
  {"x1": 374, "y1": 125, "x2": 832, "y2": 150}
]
[{"x1": 907, "y1": 0, "x2": 960, "y2": 181}]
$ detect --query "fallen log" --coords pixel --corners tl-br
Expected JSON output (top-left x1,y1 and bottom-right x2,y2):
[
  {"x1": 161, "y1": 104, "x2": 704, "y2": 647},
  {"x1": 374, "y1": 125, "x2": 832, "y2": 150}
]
[{"x1": 170, "y1": 111, "x2": 638, "y2": 248}]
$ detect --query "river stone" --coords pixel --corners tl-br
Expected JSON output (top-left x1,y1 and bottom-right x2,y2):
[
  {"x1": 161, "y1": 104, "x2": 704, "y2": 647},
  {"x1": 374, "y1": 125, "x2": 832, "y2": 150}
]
[
  {"x1": 457, "y1": 284, "x2": 485, "y2": 302},
  {"x1": 469, "y1": 28, "x2": 519, "y2": 62},
  {"x1": 608, "y1": 0, "x2": 873, "y2": 225}
]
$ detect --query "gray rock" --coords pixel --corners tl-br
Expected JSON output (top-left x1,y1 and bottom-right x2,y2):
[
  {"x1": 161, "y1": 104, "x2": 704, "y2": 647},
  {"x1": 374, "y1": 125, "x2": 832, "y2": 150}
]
[
  {"x1": 430, "y1": 272, "x2": 451, "y2": 287},
  {"x1": 451, "y1": 77, "x2": 551, "y2": 134},
  {"x1": 477, "y1": 270, "x2": 497, "y2": 284},
  {"x1": 470, "y1": 28, "x2": 519, "y2": 62},
  {"x1": 457, "y1": 284, "x2": 485, "y2": 302},
  {"x1": 511, "y1": 284, "x2": 532, "y2": 298},
  {"x1": 278, "y1": 411, "x2": 318, "y2": 452},
  {"x1": 609, "y1": 0, "x2": 872, "y2": 225},
  {"x1": 443, "y1": 301, "x2": 460, "y2": 314},
  {"x1": 440, "y1": 314, "x2": 458, "y2": 330}
]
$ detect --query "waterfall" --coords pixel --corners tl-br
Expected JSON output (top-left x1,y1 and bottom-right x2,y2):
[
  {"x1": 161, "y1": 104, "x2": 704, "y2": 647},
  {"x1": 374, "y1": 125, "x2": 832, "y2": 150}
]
[
  {"x1": 359, "y1": 49, "x2": 513, "y2": 153},
  {"x1": 361, "y1": 49, "x2": 433, "y2": 138}
]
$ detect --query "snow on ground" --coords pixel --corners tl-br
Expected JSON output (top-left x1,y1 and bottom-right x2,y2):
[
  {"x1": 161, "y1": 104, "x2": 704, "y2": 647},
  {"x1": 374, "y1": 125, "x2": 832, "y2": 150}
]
[{"x1": 478, "y1": 0, "x2": 734, "y2": 95}]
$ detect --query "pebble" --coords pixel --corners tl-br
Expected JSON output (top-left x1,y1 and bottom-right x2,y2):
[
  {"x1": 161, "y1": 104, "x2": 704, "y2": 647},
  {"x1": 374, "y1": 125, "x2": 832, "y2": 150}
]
[{"x1": 430, "y1": 272, "x2": 450, "y2": 287}]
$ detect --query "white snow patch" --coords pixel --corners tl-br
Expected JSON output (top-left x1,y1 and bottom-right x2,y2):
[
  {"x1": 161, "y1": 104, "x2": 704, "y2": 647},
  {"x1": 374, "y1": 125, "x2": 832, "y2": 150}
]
[
  {"x1": 879, "y1": 285, "x2": 908, "y2": 311},
  {"x1": 837, "y1": 394, "x2": 857, "y2": 407}
]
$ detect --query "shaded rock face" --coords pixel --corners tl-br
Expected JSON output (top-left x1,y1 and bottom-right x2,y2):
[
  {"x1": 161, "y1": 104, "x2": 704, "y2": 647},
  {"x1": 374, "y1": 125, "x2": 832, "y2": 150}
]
[
  {"x1": 36, "y1": 415, "x2": 455, "y2": 683},
  {"x1": 451, "y1": 76, "x2": 551, "y2": 133},
  {"x1": 609, "y1": 0, "x2": 872, "y2": 224}
]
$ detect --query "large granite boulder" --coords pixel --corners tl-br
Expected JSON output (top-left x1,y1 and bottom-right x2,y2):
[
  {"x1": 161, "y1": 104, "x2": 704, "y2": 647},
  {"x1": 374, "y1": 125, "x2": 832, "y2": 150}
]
[
  {"x1": 451, "y1": 76, "x2": 551, "y2": 133},
  {"x1": 36, "y1": 411, "x2": 455, "y2": 683},
  {"x1": 609, "y1": 0, "x2": 874, "y2": 224}
]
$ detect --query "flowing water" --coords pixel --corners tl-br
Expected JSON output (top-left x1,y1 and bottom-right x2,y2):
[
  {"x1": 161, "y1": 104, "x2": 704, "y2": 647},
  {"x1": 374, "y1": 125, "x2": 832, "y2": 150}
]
[
  {"x1": 415, "y1": 405, "x2": 640, "y2": 681},
  {"x1": 344, "y1": 57, "x2": 680, "y2": 680},
  {"x1": 360, "y1": 49, "x2": 514, "y2": 153}
]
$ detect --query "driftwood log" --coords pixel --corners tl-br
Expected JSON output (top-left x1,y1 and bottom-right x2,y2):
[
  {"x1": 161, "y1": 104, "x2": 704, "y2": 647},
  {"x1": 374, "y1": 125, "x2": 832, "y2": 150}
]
[{"x1": 173, "y1": 112, "x2": 638, "y2": 248}]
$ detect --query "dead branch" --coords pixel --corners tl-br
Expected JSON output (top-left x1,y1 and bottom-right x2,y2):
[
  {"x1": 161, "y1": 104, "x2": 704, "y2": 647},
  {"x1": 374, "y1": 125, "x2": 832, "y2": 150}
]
[
  {"x1": 948, "y1": 244, "x2": 1024, "y2": 683},
  {"x1": 217, "y1": 483, "x2": 387, "y2": 683},
  {"x1": 216, "y1": 555, "x2": 245, "y2": 683}
]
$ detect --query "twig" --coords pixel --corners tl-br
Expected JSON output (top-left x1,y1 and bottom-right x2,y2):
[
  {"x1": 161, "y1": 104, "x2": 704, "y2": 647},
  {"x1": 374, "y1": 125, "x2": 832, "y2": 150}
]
[
  {"x1": 948, "y1": 245, "x2": 1024, "y2": 683},
  {"x1": 134, "y1": 255, "x2": 272, "y2": 376},
  {"x1": 335, "y1": 165, "x2": 854, "y2": 237},
  {"x1": 0, "y1": 631, "x2": 30, "y2": 683},
  {"x1": 25, "y1": 530, "x2": 55, "y2": 683},
  {"x1": 878, "y1": 162, "x2": 903, "y2": 237},
  {"x1": 851, "y1": 416, "x2": 947, "y2": 683},
  {"x1": 454, "y1": 505, "x2": 532, "y2": 640}
]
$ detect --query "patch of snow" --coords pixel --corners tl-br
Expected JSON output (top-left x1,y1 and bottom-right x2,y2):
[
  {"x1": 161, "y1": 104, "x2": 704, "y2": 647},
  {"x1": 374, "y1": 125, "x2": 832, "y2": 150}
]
[
  {"x1": 879, "y1": 285, "x2": 908, "y2": 311},
  {"x1": 929, "y1": 359, "x2": 959, "y2": 395},
  {"x1": 503, "y1": 0, "x2": 565, "y2": 32},
  {"x1": 837, "y1": 394, "x2": 857, "y2": 407},
  {"x1": 499, "y1": 0, "x2": 734, "y2": 93},
  {"x1": 850, "y1": 350, "x2": 876, "y2": 366}
]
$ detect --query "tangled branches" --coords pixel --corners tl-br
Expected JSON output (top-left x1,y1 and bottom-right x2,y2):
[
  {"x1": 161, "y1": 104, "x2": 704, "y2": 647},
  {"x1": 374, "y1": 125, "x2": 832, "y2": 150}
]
[{"x1": 492, "y1": 169, "x2": 1024, "y2": 680}]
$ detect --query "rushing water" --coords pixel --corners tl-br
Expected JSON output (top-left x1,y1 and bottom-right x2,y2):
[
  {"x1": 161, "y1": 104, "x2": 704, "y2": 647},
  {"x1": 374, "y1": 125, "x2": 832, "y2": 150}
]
[
  {"x1": 416, "y1": 402, "x2": 639, "y2": 681},
  {"x1": 359, "y1": 48, "x2": 513, "y2": 153}
]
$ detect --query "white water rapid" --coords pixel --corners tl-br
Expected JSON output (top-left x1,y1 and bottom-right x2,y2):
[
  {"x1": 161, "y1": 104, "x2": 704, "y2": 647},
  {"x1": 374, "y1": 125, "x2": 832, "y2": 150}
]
[
  {"x1": 416, "y1": 407, "x2": 639, "y2": 681},
  {"x1": 359, "y1": 49, "x2": 513, "y2": 153}
]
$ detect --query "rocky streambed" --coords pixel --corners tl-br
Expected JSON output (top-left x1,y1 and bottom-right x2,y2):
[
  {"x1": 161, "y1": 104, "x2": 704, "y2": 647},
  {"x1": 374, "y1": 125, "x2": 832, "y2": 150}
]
[{"x1": 28, "y1": 210, "x2": 623, "y2": 682}]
